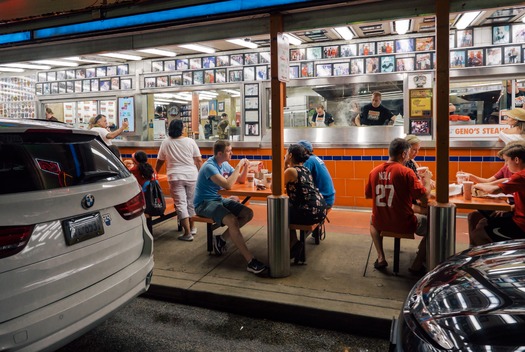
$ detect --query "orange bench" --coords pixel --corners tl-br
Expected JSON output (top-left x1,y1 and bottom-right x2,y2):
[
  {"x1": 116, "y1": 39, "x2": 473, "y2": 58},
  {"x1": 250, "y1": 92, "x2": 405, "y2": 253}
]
[
  {"x1": 191, "y1": 215, "x2": 224, "y2": 253},
  {"x1": 151, "y1": 198, "x2": 179, "y2": 227},
  {"x1": 380, "y1": 231, "x2": 415, "y2": 275},
  {"x1": 289, "y1": 208, "x2": 331, "y2": 264}
]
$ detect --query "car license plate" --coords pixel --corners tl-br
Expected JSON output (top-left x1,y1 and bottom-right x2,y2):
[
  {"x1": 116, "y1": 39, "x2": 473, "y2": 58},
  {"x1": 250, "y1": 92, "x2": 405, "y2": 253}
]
[{"x1": 62, "y1": 212, "x2": 105, "y2": 245}]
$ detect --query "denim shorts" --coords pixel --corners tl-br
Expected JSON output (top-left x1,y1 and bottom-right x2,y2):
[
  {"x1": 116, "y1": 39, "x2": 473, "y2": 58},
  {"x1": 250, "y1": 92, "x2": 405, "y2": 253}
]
[{"x1": 195, "y1": 198, "x2": 246, "y2": 225}]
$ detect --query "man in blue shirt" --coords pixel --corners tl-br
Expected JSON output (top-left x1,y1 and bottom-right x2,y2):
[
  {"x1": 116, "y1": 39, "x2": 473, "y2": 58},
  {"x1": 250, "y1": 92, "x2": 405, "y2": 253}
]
[{"x1": 194, "y1": 140, "x2": 267, "y2": 275}]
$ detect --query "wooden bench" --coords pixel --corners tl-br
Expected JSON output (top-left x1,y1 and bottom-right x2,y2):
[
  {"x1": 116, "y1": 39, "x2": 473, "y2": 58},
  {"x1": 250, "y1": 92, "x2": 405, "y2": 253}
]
[
  {"x1": 192, "y1": 215, "x2": 224, "y2": 253},
  {"x1": 380, "y1": 231, "x2": 415, "y2": 275},
  {"x1": 289, "y1": 208, "x2": 332, "y2": 264}
]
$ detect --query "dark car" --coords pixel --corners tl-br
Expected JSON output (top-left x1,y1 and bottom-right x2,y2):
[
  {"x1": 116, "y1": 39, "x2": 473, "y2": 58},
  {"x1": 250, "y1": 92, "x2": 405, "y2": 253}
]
[{"x1": 391, "y1": 240, "x2": 525, "y2": 351}]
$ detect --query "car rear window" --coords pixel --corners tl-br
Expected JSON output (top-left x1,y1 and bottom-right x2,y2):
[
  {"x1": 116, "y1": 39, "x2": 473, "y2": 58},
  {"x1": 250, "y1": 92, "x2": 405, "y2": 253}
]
[{"x1": 0, "y1": 131, "x2": 130, "y2": 195}]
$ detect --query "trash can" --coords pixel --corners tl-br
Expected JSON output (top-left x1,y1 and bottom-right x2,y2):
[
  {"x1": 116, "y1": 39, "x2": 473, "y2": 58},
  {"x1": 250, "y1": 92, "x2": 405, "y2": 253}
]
[
  {"x1": 267, "y1": 195, "x2": 290, "y2": 278},
  {"x1": 427, "y1": 203, "x2": 456, "y2": 270}
]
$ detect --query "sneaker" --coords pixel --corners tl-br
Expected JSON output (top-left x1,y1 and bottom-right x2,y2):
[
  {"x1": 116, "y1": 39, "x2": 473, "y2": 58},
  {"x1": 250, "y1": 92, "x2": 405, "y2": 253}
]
[
  {"x1": 247, "y1": 258, "x2": 268, "y2": 274},
  {"x1": 213, "y1": 235, "x2": 227, "y2": 256},
  {"x1": 190, "y1": 227, "x2": 198, "y2": 235},
  {"x1": 178, "y1": 234, "x2": 194, "y2": 241}
]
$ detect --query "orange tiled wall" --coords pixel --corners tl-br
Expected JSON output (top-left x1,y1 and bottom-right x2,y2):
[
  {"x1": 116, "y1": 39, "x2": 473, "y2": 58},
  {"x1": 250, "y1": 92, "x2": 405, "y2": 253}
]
[{"x1": 120, "y1": 146, "x2": 504, "y2": 208}]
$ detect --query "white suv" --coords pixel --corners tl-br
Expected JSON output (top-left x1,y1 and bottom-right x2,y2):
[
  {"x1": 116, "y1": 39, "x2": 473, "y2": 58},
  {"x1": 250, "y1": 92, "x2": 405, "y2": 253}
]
[{"x1": 0, "y1": 119, "x2": 154, "y2": 351}]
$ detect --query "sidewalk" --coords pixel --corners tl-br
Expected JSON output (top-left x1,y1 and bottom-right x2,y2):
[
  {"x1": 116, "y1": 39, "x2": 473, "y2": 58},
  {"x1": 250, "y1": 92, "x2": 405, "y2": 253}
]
[{"x1": 146, "y1": 203, "x2": 469, "y2": 339}]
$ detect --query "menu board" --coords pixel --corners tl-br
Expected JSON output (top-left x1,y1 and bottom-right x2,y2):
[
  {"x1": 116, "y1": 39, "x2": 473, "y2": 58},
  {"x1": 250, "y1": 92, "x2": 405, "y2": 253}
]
[
  {"x1": 100, "y1": 100, "x2": 117, "y2": 126},
  {"x1": 118, "y1": 96, "x2": 135, "y2": 132},
  {"x1": 63, "y1": 102, "x2": 75, "y2": 123}
]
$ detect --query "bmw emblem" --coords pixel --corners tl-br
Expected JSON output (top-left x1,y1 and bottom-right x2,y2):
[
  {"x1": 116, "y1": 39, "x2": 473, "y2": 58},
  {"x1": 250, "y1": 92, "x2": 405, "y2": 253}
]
[{"x1": 81, "y1": 194, "x2": 95, "y2": 209}]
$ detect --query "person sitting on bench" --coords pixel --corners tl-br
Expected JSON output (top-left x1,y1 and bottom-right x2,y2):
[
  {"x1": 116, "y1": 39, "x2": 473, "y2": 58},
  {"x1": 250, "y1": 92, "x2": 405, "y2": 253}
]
[
  {"x1": 284, "y1": 144, "x2": 328, "y2": 262},
  {"x1": 193, "y1": 140, "x2": 268, "y2": 275},
  {"x1": 365, "y1": 138, "x2": 431, "y2": 274}
]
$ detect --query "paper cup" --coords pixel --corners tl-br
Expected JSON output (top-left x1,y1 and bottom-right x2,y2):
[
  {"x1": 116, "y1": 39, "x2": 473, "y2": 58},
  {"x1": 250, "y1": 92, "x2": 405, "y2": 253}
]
[
  {"x1": 416, "y1": 166, "x2": 429, "y2": 175},
  {"x1": 463, "y1": 181, "x2": 473, "y2": 200},
  {"x1": 264, "y1": 173, "x2": 272, "y2": 187},
  {"x1": 247, "y1": 173, "x2": 255, "y2": 185},
  {"x1": 456, "y1": 172, "x2": 468, "y2": 185}
]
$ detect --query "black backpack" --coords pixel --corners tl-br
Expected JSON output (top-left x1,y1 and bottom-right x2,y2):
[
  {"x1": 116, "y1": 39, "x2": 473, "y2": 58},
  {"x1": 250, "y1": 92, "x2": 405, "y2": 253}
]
[{"x1": 142, "y1": 180, "x2": 166, "y2": 216}]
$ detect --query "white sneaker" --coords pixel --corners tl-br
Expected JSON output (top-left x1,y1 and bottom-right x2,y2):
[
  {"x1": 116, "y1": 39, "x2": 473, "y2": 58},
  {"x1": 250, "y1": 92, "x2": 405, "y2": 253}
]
[
  {"x1": 190, "y1": 227, "x2": 198, "y2": 235},
  {"x1": 178, "y1": 234, "x2": 194, "y2": 241}
]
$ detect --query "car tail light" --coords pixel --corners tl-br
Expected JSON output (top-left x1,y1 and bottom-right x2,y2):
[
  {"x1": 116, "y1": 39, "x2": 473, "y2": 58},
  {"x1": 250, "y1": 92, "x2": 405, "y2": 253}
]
[
  {"x1": 115, "y1": 192, "x2": 145, "y2": 220},
  {"x1": 0, "y1": 225, "x2": 34, "y2": 259}
]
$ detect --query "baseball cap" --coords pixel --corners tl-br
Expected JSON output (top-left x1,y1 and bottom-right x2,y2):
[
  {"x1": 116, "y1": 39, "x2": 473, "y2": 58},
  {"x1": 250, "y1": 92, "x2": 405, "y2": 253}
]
[
  {"x1": 297, "y1": 140, "x2": 313, "y2": 152},
  {"x1": 506, "y1": 108, "x2": 525, "y2": 121}
]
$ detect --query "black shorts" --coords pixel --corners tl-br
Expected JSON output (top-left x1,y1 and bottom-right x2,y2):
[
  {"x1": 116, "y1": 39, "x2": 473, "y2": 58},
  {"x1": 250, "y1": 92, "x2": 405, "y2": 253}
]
[{"x1": 484, "y1": 213, "x2": 525, "y2": 243}]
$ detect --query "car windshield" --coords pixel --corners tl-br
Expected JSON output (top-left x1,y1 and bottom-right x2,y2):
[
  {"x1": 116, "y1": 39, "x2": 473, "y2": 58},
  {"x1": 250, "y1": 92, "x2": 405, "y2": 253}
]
[{"x1": 0, "y1": 131, "x2": 130, "y2": 194}]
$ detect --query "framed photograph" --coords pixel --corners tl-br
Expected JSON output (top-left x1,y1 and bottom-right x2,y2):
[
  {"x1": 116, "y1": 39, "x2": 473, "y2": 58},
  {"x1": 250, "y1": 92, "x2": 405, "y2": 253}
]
[
  {"x1": 96, "y1": 67, "x2": 107, "y2": 77},
  {"x1": 164, "y1": 60, "x2": 176, "y2": 71},
  {"x1": 218, "y1": 102, "x2": 225, "y2": 112},
  {"x1": 245, "y1": 97, "x2": 259, "y2": 109},
  {"x1": 51, "y1": 82, "x2": 58, "y2": 94},
  {"x1": 183, "y1": 72, "x2": 192, "y2": 85},
  {"x1": 395, "y1": 38, "x2": 414, "y2": 53},
  {"x1": 245, "y1": 123, "x2": 259, "y2": 136},
  {"x1": 245, "y1": 110, "x2": 259, "y2": 122},
  {"x1": 58, "y1": 82, "x2": 66, "y2": 94},
  {"x1": 243, "y1": 66, "x2": 255, "y2": 81},
  {"x1": 259, "y1": 52, "x2": 270, "y2": 64},
  {"x1": 415, "y1": 53, "x2": 433, "y2": 70},
  {"x1": 176, "y1": 59, "x2": 189, "y2": 70},
  {"x1": 230, "y1": 54, "x2": 244, "y2": 66},
  {"x1": 170, "y1": 75, "x2": 182, "y2": 86},
  {"x1": 83, "y1": 80, "x2": 91, "y2": 92},
  {"x1": 66, "y1": 69, "x2": 75, "y2": 79},
  {"x1": 333, "y1": 63, "x2": 349, "y2": 76},
  {"x1": 493, "y1": 25, "x2": 510, "y2": 44},
  {"x1": 377, "y1": 41, "x2": 394, "y2": 54},
  {"x1": 99, "y1": 79, "x2": 110, "y2": 91},
  {"x1": 449, "y1": 33, "x2": 455, "y2": 49},
  {"x1": 156, "y1": 76, "x2": 168, "y2": 87},
  {"x1": 300, "y1": 62, "x2": 314, "y2": 77},
  {"x1": 202, "y1": 56, "x2": 216, "y2": 69},
  {"x1": 204, "y1": 70, "x2": 215, "y2": 83},
  {"x1": 306, "y1": 47, "x2": 322, "y2": 60},
  {"x1": 86, "y1": 68, "x2": 96, "y2": 78},
  {"x1": 504, "y1": 46, "x2": 521, "y2": 64},
  {"x1": 450, "y1": 50, "x2": 466, "y2": 68},
  {"x1": 193, "y1": 71, "x2": 204, "y2": 85},
  {"x1": 380, "y1": 56, "x2": 395, "y2": 72},
  {"x1": 200, "y1": 102, "x2": 209, "y2": 118},
  {"x1": 47, "y1": 71, "x2": 56, "y2": 81},
  {"x1": 486, "y1": 47, "x2": 502, "y2": 66},
  {"x1": 290, "y1": 48, "x2": 305, "y2": 61},
  {"x1": 358, "y1": 42, "x2": 375, "y2": 55},
  {"x1": 75, "y1": 80, "x2": 82, "y2": 92},
  {"x1": 216, "y1": 55, "x2": 229, "y2": 67},
  {"x1": 151, "y1": 61, "x2": 163, "y2": 72},
  {"x1": 513, "y1": 23, "x2": 525, "y2": 43},
  {"x1": 365, "y1": 57, "x2": 379, "y2": 73},
  {"x1": 90, "y1": 79, "x2": 99, "y2": 91},
  {"x1": 289, "y1": 65, "x2": 299, "y2": 79},
  {"x1": 315, "y1": 63, "x2": 332, "y2": 77},
  {"x1": 244, "y1": 53, "x2": 259, "y2": 65},
  {"x1": 350, "y1": 58, "x2": 364, "y2": 74},
  {"x1": 256, "y1": 66, "x2": 267, "y2": 80},
  {"x1": 190, "y1": 58, "x2": 202, "y2": 70},
  {"x1": 38, "y1": 72, "x2": 47, "y2": 82},
  {"x1": 75, "y1": 68, "x2": 86, "y2": 79},
  {"x1": 340, "y1": 44, "x2": 357, "y2": 57},
  {"x1": 410, "y1": 118, "x2": 432, "y2": 136},
  {"x1": 43, "y1": 83, "x2": 50, "y2": 95},
  {"x1": 56, "y1": 71, "x2": 66, "y2": 80},
  {"x1": 111, "y1": 77, "x2": 120, "y2": 90},
  {"x1": 456, "y1": 30, "x2": 473, "y2": 48},
  {"x1": 120, "y1": 78, "x2": 132, "y2": 90},
  {"x1": 322, "y1": 45, "x2": 339, "y2": 59},
  {"x1": 229, "y1": 69, "x2": 243, "y2": 82},
  {"x1": 245, "y1": 83, "x2": 259, "y2": 96},
  {"x1": 410, "y1": 89, "x2": 433, "y2": 118},
  {"x1": 144, "y1": 77, "x2": 156, "y2": 88},
  {"x1": 415, "y1": 36, "x2": 435, "y2": 51},
  {"x1": 117, "y1": 64, "x2": 129, "y2": 75},
  {"x1": 35, "y1": 83, "x2": 43, "y2": 95},
  {"x1": 215, "y1": 69, "x2": 226, "y2": 83},
  {"x1": 396, "y1": 57, "x2": 414, "y2": 71},
  {"x1": 466, "y1": 49, "x2": 484, "y2": 67}
]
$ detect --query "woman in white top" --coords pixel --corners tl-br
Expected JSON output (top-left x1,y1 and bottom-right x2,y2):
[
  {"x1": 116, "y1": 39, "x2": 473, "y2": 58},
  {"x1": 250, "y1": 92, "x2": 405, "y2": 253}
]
[
  {"x1": 156, "y1": 119, "x2": 203, "y2": 241},
  {"x1": 89, "y1": 114, "x2": 128, "y2": 146},
  {"x1": 499, "y1": 108, "x2": 525, "y2": 145}
]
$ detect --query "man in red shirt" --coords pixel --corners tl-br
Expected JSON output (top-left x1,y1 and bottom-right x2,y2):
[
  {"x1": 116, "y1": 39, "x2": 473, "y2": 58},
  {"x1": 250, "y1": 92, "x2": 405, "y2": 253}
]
[
  {"x1": 469, "y1": 141, "x2": 525, "y2": 246},
  {"x1": 365, "y1": 138, "x2": 431, "y2": 273}
]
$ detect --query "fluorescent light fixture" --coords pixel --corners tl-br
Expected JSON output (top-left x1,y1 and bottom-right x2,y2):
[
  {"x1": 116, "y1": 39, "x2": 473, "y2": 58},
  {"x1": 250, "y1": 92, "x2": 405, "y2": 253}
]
[
  {"x1": 226, "y1": 38, "x2": 258, "y2": 49},
  {"x1": 32, "y1": 59, "x2": 79, "y2": 67},
  {"x1": 0, "y1": 67, "x2": 25, "y2": 72},
  {"x1": 99, "y1": 52, "x2": 143, "y2": 61},
  {"x1": 283, "y1": 33, "x2": 302, "y2": 46},
  {"x1": 455, "y1": 11, "x2": 480, "y2": 30},
  {"x1": 334, "y1": 26, "x2": 354, "y2": 40},
  {"x1": 198, "y1": 90, "x2": 218, "y2": 96},
  {"x1": 173, "y1": 100, "x2": 190, "y2": 104},
  {"x1": 1, "y1": 63, "x2": 51, "y2": 70},
  {"x1": 179, "y1": 44, "x2": 216, "y2": 54},
  {"x1": 394, "y1": 19, "x2": 411, "y2": 35},
  {"x1": 137, "y1": 48, "x2": 177, "y2": 57},
  {"x1": 62, "y1": 56, "x2": 110, "y2": 64},
  {"x1": 222, "y1": 89, "x2": 240, "y2": 95}
]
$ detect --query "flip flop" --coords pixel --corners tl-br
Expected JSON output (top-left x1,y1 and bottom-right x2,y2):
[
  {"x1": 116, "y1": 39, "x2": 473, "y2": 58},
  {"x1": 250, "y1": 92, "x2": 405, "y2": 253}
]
[{"x1": 374, "y1": 259, "x2": 388, "y2": 269}]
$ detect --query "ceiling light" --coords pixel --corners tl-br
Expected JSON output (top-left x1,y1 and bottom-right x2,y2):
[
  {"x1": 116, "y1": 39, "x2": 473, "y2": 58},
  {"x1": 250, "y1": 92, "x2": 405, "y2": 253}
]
[
  {"x1": 222, "y1": 89, "x2": 240, "y2": 95},
  {"x1": 1, "y1": 63, "x2": 51, "y2": 70},
  {"x1": 394, "y1": 19, "x2": 411, "y2": 35},
  {"x1": 173, "y1": 100, "x2": 191, "y2": 104},
  {"x1": 455, "y1": 11, "x2": 481, "y2": 30},
  {"x1": 283, "y1": 33, "x2": 302, "y2": 46},
  {"x1": 99, "y1": 52, "x2": 143, "y2": 61},
  {"x1": 0, "y1": 67, "x2": 25, "y2": 72},
  {"x1": 32, "y1": 59, "x2": 79, "y2": 67},
  {"x1": 334, "y1": 26, "x2": 354, "y2": 40},
  {"x1": 179, "y1": 44, "x2": 216, "y2": 54},
  {"x1": 137, "y1": 48, "x2": 177, "y2": 57},
  {"x1": 62, "y1": 56, "x2": 110, "y2": 64},
  {"x1": 522, "y1": 16, "x2": 525, "y2": 23},
  {"x1": 226, "y1": 39, "x2": 258, "y2": 49}
]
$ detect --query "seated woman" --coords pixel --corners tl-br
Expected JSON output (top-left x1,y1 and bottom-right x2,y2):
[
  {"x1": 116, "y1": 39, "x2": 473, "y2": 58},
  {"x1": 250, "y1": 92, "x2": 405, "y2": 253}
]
[
  {"x1": 405, "y1": 134, "x2": 433, "y2": 215},
  {"x1": 499, "y1": 108, "x2": 525, "y2": 145},
  {"x1": 284, "y1": 144, "x2": 327, "y2": 261}
]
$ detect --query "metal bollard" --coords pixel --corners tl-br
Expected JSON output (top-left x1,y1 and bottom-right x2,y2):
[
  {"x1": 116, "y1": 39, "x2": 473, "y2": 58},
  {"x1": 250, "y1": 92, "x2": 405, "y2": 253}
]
[
  {"x1": 427, "y1": 203, "x2": 456, "y2": 270},
  {"x1": 267, "y1": 195, "x2": 290, "y2": 278}
]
